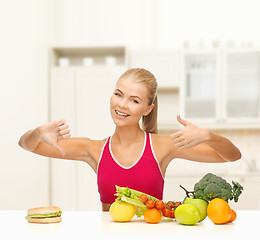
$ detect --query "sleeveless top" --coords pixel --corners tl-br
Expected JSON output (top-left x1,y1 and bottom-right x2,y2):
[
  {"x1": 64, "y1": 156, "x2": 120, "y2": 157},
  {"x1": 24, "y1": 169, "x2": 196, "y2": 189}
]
[{"x1": 97, "y1": 132, "x2": 164, "y2": 204}]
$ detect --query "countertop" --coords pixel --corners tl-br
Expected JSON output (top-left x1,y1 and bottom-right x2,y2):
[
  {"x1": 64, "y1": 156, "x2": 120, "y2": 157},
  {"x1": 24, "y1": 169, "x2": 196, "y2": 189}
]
[{"x1": 1, "y1": 210, "x2": 259, "y2": 240}]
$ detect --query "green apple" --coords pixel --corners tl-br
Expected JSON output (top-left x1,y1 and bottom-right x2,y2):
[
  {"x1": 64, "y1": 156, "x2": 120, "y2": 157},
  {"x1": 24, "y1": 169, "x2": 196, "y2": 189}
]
[
  {"x1": 175, "y1": 204, "x2": 200, "y2": 225},
  {"x1": 183, "y1": 197, "x2": 208, "y2": 221}
]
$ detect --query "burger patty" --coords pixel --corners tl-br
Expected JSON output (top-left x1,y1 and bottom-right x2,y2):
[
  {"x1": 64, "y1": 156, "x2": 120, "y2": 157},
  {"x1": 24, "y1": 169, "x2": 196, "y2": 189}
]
[{"x1": 31, "y1": 215, "x2": 61, "y2": 219}]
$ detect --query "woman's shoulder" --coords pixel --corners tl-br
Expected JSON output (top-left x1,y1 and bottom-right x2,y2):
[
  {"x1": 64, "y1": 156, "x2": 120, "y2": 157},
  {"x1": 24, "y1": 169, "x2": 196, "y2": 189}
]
[
  {"x1": 78, "y1": 137, "x2": 108, "y2": 164},
  {"x1": 80, "y1": 137, "x2": 108, "y2": 150},
  {"x1": 150, "y1": 133, "x2": 173, "y2": 146},
  {"x1": 150, "y1": 133, "x2": 175, "y2": 157}
]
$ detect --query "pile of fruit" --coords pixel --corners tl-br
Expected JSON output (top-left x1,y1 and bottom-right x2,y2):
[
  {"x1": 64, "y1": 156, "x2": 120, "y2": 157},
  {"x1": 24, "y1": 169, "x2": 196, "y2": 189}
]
[
  {"x1": 109, "y1": 173, "x2": 243, "y2": 225},
  {"x1": 140, "y1": 196, "x2": 182, "y2": 223}
]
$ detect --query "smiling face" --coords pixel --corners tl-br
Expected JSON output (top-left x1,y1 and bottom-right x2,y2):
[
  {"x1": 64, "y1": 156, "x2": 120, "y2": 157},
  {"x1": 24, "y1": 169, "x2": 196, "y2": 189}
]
[{"x1": 110, "y1": 77, "x2": 154, "y2": 128}]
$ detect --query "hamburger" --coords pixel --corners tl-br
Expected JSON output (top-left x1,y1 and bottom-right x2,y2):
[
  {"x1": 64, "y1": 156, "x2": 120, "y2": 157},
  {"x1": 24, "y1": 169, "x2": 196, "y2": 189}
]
[{"x1": 25, "y1": 206, "x2": 62, "y2": 223}]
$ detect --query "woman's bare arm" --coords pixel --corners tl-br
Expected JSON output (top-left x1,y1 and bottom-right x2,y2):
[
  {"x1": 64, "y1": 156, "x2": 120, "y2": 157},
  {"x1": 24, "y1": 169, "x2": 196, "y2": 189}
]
[
  {"x1": 18, "y1": 120, "x2": 100, "y2": 170},
  {"x1": 19, "y1": 119, "x2": 70, "y2": 154},
  {"x1": 169, "y1": 115, "x2": 242, "y2": 162}
]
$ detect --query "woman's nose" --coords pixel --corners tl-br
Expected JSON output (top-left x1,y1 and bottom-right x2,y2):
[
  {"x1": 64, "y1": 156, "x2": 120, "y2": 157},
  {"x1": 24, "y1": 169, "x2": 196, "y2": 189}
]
[{"x1": 118, "y1": 98, "x2": 128, "y2": 109}]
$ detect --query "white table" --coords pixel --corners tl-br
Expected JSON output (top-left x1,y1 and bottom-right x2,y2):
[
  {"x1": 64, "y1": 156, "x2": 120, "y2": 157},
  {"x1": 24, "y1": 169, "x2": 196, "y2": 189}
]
[{"x1": 0, "y1": 210, "x2": 259, "y2": 240}]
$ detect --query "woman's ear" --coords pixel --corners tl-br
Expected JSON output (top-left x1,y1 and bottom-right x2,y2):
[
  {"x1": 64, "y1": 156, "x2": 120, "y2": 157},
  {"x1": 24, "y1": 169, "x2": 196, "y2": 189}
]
[{"x1": 143, "y1": 104, "x2": 154, "y2": 116}]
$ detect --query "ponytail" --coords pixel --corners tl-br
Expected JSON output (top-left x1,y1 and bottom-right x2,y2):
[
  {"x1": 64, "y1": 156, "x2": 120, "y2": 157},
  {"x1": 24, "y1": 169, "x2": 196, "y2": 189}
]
[{"x1": 142, "y1": 95, "x2": 158, "y2": 134}]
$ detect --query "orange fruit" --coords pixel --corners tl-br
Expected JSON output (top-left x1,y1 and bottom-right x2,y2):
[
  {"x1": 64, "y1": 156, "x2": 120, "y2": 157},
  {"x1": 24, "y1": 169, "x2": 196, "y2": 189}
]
[
  {"x1": 207, "y1": 198, "x2": 231, "y2": 224},
  {"x1": 228, "y1": 209, "x2": 237, "y2": 222},
  {"x1": 143, "y1": 208, "x2": 162, "y2": 224}
]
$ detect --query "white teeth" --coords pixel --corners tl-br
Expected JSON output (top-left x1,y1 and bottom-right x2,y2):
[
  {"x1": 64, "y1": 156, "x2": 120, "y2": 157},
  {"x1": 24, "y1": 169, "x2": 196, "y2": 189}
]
[{"x1": 116, "y1": 110, "x2": 129, "y2": 117}]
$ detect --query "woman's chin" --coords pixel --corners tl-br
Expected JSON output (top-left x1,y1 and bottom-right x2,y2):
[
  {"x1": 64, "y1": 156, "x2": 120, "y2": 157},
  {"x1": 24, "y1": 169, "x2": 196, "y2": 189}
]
[{"x1": 113, "y1": 120, "x2": 127, "y2": 128}]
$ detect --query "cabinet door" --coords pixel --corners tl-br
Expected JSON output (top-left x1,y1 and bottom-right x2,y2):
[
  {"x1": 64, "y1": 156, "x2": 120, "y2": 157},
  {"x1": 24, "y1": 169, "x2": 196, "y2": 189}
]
[
  {"x1": 166, "y1": 175, "x2": 260, "y2": 210},
  {"x1": 75, "y1": 67, "x2": 125, "y2": 210},
  {"x1": 130, "y1": 50, "x2": 179, "y2": 88},
  {"x1": 181, "y1": 52, "x2": 220, "y2": 120},
  {"x1": 225, "y1": 175, "x2": 260, "y2": 210},
  {"x1": 224, "y1": 51, "x2": 260, "y2": 119},
  {"x1": 50, "y1": 68, "x2": 78, "y2": 210}
]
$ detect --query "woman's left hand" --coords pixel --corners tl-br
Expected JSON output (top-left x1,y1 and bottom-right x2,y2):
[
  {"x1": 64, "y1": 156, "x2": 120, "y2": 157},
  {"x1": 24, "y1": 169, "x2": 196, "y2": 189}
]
[{"x1": 170, "y1": 115, "x2": 210, "y2": 150}]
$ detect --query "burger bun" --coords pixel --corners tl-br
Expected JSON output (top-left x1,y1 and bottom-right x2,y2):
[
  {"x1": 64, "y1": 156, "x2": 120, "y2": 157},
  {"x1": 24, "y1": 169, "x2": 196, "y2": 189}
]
[
  {"x1": 27, "y1": 216, "x2": 62, "y2": 224},
  {"x1": 26, "y1": 206, "x2": 62, "y2": 224}
]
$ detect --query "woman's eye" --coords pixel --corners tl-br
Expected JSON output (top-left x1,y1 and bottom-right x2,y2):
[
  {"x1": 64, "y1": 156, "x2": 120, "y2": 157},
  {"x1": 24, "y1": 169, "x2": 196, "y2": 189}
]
[
  {"x1": 132, "y1": 99, "x2": 139, "y2": 104},
  {"x1": 115, "y1": 92, "x2": 121, "y2": 97}
]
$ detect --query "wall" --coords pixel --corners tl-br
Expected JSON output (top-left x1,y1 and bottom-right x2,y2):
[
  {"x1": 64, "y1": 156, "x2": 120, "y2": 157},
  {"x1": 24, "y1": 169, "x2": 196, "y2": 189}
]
[
  {"x1": 1, "y1": 0, "x2": 259, "y2": 210},
  {"x1": 0, "y1": 0, "x2": 55, "y2": 209},
  {"x1": 55, "y1": 0, "x2": 147, "y2": 48},
  {"x1": 55, "y1": 0, "x2": 260, "y2": 48},
  {"x1": 54, "y1": 0, "x2": 260, "y2": 208},
  {"x1": 156, "y1": 0, "x2": 260, "y2": 48}
]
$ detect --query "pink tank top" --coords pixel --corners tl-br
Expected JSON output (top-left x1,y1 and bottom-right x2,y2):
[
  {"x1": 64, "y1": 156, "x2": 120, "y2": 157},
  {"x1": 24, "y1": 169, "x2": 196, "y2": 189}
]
[{"x1": 97, "y1": 132, "x2": 164, "y2": 204}]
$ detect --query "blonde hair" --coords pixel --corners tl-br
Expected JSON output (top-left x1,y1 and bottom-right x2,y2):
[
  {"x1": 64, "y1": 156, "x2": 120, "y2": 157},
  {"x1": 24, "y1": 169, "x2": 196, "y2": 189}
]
[{"x1": 119, "y1": 68, "x2": 158, "y2": 134}]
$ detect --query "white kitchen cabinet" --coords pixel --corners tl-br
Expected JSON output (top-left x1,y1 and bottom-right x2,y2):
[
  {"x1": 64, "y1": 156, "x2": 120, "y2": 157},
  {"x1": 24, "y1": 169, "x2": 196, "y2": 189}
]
[
  {"x1": 129, "y1": 49, "x2": 180, "y2": 88},
  {"x1": 225, "y1": 174, "x2": 260, "y2": 210},
  {"x1": 50, "y1": 68, "x2": 78, "y2": 210},
  {"x1": 164, "y1": 174, "x2": 260, "y2": 210},
  {"x1": 180, "y1": 49, "x2": 260, "y2": 129},
  {"x1": 50, "y1": 66, "x2": 125, "y2": 210},
  {"x1": 180, "y1": 50, "x2": 221, "y2": 120},
  {"x1": 75, "y1": 67, "x2": 124, "y2": 211},
  {"x1": 129, "y1": 49, "x2": 181, "y2": 130},
  {"x1": 223, "y1": 49, "x2": 260, "y2": 123},
  {"x1": 49, "y1": 47, "x2": 127, "y2": 210}
]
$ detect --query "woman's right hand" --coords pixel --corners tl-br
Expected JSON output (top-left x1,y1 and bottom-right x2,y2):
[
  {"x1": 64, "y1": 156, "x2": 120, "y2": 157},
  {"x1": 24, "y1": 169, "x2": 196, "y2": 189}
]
[{"x1": 36, "y1": 119, "x2": 71, "y2": 155}]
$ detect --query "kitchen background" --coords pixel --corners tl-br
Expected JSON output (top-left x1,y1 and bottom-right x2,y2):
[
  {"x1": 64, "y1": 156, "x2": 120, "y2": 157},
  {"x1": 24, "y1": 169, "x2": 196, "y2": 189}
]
[{"x1": 1, "y1": 0, "x2": 260, "y2": 211}]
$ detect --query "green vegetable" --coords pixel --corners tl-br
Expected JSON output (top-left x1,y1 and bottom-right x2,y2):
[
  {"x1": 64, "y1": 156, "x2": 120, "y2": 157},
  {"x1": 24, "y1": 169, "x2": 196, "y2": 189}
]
[
  {"x1": 25, "y1": 211, "x2": 62, "y2": 219},
  {"x1": 115, "y1": 186, "x2": 159, "y2": 202},
  {"x1": 193, "y1": 173, "x2": 243, "y2": 202},
  {"x1": 232, "y1": 180, "x2": 243, "y2": 202},
  {"x1": 115, "y1": 186, "x2": 158, "y2": 217},
  {"x1": 119, "y1": 196, "x2": 147, "y2": 209}
]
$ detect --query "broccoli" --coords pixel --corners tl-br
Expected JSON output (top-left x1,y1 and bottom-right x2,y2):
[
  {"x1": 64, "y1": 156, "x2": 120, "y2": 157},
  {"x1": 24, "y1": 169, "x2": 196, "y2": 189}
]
[{"x1": 193, "y1": 173, "x2": 243, "y2": 202}]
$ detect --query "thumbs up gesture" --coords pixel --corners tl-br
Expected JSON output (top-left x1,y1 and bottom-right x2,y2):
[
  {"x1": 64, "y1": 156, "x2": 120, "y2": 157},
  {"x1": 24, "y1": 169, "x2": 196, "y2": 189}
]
[{"x1": 170, "y1": 115, "x2": 209, "y2": 150}]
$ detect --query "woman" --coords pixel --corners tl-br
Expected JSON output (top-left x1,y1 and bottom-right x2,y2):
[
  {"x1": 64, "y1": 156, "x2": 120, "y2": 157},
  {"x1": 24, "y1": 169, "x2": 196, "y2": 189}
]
[{"x1": 19, "y1": 68, "x2": 241, "y2": 211}]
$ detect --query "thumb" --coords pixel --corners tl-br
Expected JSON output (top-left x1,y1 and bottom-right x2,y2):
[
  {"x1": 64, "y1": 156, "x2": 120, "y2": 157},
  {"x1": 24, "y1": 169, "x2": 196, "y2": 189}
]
[{"x1": 177, "y1": 114, "x2": 189, "y2": 127}]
